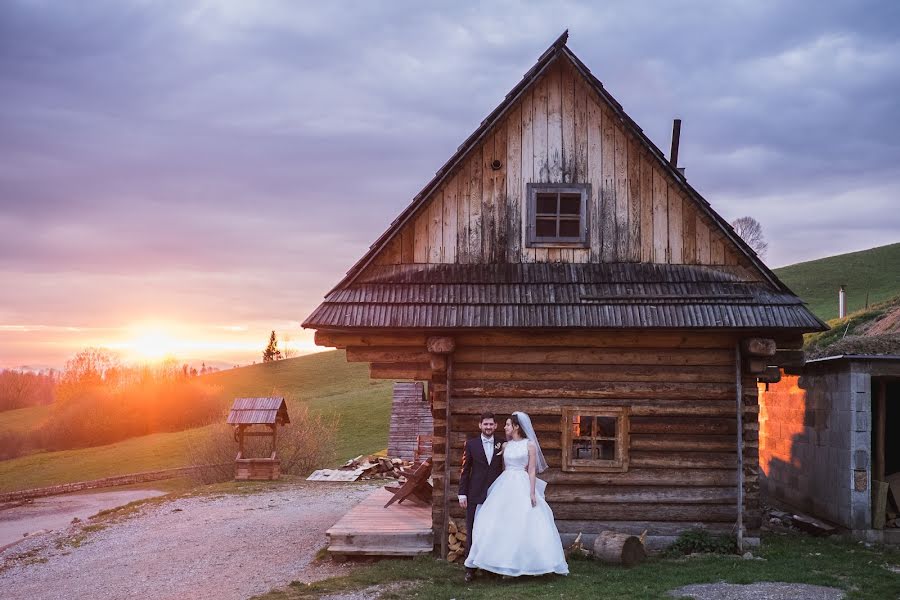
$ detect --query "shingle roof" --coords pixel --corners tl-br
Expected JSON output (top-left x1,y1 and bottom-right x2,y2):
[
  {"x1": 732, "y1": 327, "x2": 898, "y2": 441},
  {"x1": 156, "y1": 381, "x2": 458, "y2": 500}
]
[
  {"x1": 226, "y1": 397, "x2": 290, "y2": 425},
  {"x1": 302, "y1": 263, "x2": 826, "y2": 330}
]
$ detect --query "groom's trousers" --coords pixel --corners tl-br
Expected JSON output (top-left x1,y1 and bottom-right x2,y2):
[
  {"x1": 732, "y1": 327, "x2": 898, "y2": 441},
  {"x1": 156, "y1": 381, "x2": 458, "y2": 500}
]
[{"x1": 464, "y1": 502, "x2": 478, "y2": 560}]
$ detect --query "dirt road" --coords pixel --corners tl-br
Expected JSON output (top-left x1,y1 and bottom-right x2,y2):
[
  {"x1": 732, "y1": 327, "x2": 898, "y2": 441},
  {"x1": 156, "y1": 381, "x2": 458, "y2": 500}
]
[{"x1": 0, "y1": 481, "x2": 378, "y2": 600}]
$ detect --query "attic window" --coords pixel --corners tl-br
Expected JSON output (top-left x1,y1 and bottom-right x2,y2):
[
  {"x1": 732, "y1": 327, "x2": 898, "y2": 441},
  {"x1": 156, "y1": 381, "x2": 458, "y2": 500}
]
[{"x1": 526, "y1": 183, "x2": 590, "y2": 247}]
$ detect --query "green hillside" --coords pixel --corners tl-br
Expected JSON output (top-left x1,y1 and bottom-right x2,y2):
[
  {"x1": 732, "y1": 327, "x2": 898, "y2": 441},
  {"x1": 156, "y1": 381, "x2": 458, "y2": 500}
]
[
  {"x1": 774, "y1": 242, "x2": 900, "y2": 321},
  {"x1": 0, "y1": 350, "x2": 394, "y2": 493}
]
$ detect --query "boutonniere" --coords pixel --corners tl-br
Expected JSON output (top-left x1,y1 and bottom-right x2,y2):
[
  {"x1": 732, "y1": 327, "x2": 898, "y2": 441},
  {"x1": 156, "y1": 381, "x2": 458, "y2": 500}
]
[{"x1": 494, "y1": 442, "x2": 503, "y2": 455}]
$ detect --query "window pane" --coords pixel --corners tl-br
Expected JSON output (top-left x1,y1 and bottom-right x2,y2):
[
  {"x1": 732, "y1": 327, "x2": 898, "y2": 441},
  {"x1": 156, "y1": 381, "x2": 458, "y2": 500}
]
[
  {"x1": 570, "y1": 415, "x2": 583, "y2": 437},
  {"x1": 597, "y1": 416, "x2": 618, "y2": 437},
  {"x1": 559, "y1": 194, "x2": 581, "y2": 215},
  {"x1": 536, "y1": 193, "x2": 557, "y2": 214},
  {"x1": 559, "y1": 218, "x2": 581, "y2": 238},
  {"x1": 535, "y1": 217, "x2": 557, "y2": 237},
  {"x1": 594, "y1": 440, "x2": 616, "y2": 460},
  {"x1": 572, "y1": 438, "x2": 592, "y2": 459}
]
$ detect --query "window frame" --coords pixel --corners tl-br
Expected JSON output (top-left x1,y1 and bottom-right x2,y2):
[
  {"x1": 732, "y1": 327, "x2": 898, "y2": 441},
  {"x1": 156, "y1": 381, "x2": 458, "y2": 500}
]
[
  {"x1": 561, "y1": 406, "x2": 630, "y2": 473},
  {"x1": 526, "y1": 183, "x2": 591, "y2": 248}
]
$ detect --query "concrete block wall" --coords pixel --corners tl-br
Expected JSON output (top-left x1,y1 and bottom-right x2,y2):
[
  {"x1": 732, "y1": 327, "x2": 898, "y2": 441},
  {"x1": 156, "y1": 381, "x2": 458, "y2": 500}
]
[{"x1": 759, "y1": 366, "x2": 858, "y2": 528}]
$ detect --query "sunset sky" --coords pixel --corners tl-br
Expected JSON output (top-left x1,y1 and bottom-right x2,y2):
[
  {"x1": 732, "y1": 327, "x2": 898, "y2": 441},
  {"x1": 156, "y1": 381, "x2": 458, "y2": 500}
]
[{"x1": 2, "y1": 1, "x2": 899, "y2": 369}]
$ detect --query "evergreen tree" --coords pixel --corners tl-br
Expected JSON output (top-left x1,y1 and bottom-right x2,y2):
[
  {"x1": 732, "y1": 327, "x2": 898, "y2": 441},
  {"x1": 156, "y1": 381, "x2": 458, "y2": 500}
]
[{"x1": 263, "y1": 330, "x2": 282, "y2": 362}]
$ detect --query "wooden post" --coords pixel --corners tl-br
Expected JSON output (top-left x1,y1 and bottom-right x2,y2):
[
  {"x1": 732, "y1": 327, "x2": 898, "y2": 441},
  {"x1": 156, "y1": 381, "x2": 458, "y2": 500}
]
[
  {"x1": 426, "y1": 336, "x2": 455, "y2": 559},
  {"x1": 735, "y1": 342, "x2": 744, "y2": 552},
  {"x1": 875, "y1": 379, "x2": 886, "y2": 483}
]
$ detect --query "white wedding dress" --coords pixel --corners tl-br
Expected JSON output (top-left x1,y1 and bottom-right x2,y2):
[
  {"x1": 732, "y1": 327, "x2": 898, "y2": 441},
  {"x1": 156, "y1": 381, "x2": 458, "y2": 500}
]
[{"x1": 464, "y1": 438, "x2": 569, "y2": 576}]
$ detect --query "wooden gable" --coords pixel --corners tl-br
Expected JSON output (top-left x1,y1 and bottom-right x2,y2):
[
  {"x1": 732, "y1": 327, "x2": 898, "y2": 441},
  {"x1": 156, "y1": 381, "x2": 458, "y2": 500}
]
[{"x1": 366, "y1": 41, "x2": 760, "y2": 280}]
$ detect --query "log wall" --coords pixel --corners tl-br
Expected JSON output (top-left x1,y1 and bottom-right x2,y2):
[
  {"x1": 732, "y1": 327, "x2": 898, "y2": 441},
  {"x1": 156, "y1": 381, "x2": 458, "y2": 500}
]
[
  {"x1": 372, "y1": 57, "x2": 756, "y2": 273},
  {"x1": 325, "y1": 329, "x2": 764, "y2": 548}
]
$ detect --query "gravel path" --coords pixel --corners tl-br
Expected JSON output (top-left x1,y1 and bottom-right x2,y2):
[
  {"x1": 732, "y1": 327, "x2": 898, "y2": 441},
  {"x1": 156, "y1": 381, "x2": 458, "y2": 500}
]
[
  {"x1": 670, "y1": 582, "x2": 845, "y2": 600},
  {"x1": 0, "y1": 481, "x2": 380, "y2": 600}
]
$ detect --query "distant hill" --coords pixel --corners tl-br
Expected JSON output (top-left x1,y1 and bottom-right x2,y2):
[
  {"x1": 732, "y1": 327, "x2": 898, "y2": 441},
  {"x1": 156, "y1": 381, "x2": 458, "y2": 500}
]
[
  {"x1": 0, "y1": 350, "x2": 394, "y2": 493},
  {"x1": 774, "y1": 242, "x2": 900, "y2": 321}
]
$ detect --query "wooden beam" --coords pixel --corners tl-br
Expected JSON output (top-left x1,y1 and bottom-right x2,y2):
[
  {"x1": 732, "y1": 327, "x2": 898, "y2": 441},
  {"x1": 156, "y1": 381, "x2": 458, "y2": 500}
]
[
  {"x1": 315, "y1": 331, "x2": 427, "y2": 349},
  {"x1": 773, "y1": 349, "x2": 805, "y2": 369},
  {"x1": 756, "y1": 366, "x2": 781, "y2": 384},
  {"x1": 427, "y1": 336, "x2": 456, "y2": 354},
  {"x1": 741, "y1": 338, "x2": 776, "y2": 357},
  {"x1": 345, "y1": 347, "x2": 431, "y2": 363},
  {"x1": 369, "y1": 363, "x2": 430, "y2": 380}
]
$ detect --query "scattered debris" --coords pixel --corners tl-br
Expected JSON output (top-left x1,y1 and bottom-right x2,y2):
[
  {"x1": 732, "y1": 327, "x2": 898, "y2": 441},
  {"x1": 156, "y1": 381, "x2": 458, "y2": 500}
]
[{"x1": 307, "y1": 455, "x2": 414, "y2": 483}]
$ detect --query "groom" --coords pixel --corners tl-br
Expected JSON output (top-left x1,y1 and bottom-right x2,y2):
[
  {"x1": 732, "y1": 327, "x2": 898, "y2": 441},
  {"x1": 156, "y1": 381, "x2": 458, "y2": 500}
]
[{"x1": 458, "y1": 411, "x2": 504, "y2": 582}]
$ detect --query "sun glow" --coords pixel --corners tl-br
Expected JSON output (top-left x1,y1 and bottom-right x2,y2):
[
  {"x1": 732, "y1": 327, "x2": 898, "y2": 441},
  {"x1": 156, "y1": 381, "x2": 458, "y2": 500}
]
[{"x1": 122, "y1": 323, "x2": 184, "y2": 360}]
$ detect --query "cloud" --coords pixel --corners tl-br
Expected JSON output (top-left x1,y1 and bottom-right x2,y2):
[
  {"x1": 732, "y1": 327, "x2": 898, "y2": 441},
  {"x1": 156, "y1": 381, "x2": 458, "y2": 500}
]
[{"x1": 1, "y1": 0, "x2": 898, "y2": 365}]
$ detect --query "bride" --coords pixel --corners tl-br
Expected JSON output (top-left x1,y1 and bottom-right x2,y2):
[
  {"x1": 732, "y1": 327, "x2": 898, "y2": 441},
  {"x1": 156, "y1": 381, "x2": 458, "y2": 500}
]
[{"x1": 464, "y1": 411, "x2": 569, "y2": 577}]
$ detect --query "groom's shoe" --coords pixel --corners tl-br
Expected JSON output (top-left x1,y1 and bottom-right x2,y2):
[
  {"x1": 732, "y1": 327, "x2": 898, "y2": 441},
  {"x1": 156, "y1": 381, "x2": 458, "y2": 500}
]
[{"x1": 464, "y1": 569, "x2": 475, "y2": 583}]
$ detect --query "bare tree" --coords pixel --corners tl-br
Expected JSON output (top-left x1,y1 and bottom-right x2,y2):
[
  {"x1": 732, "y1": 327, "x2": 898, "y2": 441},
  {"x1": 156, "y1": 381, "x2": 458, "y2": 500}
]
[
  {"x1": 281, "y1": 333, "x2": 298, "y2": 359},
  {"x1": 731, "y1": 216, "x2": 768, "y2": 258}
]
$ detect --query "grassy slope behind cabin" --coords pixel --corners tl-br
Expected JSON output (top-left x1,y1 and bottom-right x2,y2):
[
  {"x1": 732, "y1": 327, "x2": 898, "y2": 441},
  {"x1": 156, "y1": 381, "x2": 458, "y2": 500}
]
[
  {"x1": 773, "y1": 242, "x2": 900, "y2": 321},
  {"x1": 0, "y1": 350, "x2": 393, "y2": 493}
]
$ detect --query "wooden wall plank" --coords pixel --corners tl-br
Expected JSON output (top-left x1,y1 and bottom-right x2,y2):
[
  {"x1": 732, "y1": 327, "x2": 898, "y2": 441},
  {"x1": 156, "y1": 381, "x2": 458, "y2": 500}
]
[
  {"x1": 454, "y1": 346, "x2": 733, "y2": 366},
  {"x1": 640, "y1": 154, "x2": 653, "y2": 261},
  {"x1": 428, "y1": 190, "x2": 443, "y2": 263},
  {"x1": 506, "y1": 105, "x2": 522, "y2": 263},
  {"x1": 442, "y1": 173, "x2": 458, "y2": 263},
  {"x1": 414, "y1": 206, "x2": 428, "y2": 263},
  {"x1": 600, "y1": 107, "x2": 617, "y2": 261},
  {"x1": 533, "y1": 69, "x2": 550, "y2": 183},
  {"x1": 652, "y1": 170, "x2": 668, "y2": 262},
  {"x1": 587, "y1": 91, "x2": 603, "y2": 262},
  {"x1": 401, "y1": 226, "x2": 415, "y2": 263},
  {"x1": 682, "y1": 201, "x2": 696, "y2": 264},
  {"x1": 711, "y1": 232, "x2": 725, "y2": 264},
  {"x1": 456, "y1": 150, "x2": 471, "y2": 264},
  {"x1": 667, "y1": 186, "x2": 683, "y2": 264},
  {"x1": 696, "y1": 215, "x2": 710, "y2": 264},
  {"x1": 561, "y1": 60, "x2": 576, "y2": 183},
  {"x1": 455, "y1": 330, "x2": 734, "y2": 349},
  {"x1": 482, "y1": 130, "x2": 497, "y2": 263},
  {"x1": 547, "y1": 62, "x2": 563, "y2": 184},
  {"x1": 614, "y1": 125, "x2": 629, "y2": 260},
  {"x1": 627, "y1": 139, "x2": 642, "y2": 261},
  {"x1": 533, "y1": 73, "x2": 549, "y2": 261},
  {"x1": 468, "y1": 145, "x2": 483, "y2": 262},
  {"x1": 520, "y1": 90, "x2": 536, "y2": 263},
  {"x1": 494, "y1": 120, "x2": 508, "y2": 263},
  {"x1": 573, "y1": 76, "x2": 588, "y2": 185}
]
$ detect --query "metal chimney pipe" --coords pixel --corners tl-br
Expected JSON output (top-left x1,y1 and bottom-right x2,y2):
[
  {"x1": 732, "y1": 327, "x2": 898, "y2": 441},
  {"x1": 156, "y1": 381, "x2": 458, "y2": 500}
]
[
  {"x1": 670, "y1": 118, "x2": 682, "y2": 169},
  {"x1": 839, "y1": 285, "x2": 847, "y2": 319}
]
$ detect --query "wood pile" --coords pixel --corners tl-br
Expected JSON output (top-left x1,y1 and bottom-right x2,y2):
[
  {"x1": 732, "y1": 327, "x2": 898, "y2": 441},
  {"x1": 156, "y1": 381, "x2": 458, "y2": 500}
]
[
  {"x1": 307, "y1": 455, "x2": 412, "y2": 482},
  {"x1": 446, "y1": 520, "x2": 467, "y2": 563}
]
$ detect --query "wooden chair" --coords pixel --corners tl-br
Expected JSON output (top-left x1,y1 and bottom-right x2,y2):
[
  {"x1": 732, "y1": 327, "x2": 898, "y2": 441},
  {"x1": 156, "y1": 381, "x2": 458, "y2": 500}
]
[{"x1": 384, "y1": 457, "x2": 433, "y2": 507}]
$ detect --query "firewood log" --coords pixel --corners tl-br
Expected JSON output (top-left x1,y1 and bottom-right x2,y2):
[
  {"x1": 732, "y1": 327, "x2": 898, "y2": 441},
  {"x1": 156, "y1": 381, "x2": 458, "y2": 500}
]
[{"x1": 593, "y1": 531, "x2": 647, "y2": 567}]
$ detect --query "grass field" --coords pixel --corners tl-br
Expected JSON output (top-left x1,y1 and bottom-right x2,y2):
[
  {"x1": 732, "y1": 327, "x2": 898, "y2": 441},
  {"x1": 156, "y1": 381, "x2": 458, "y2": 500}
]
[
  {"x1": 0, "y1": 350, "x2": 393, "y2": 493},
  {"x1": 255, "y1": 532, "x2": 900, "y2": 600},
  {"x1": 0, "y1": 403, "x2": 51, "y2": 433},
  {"x1": 774, "y1": 242, "x2": 900, "y2": 321}
]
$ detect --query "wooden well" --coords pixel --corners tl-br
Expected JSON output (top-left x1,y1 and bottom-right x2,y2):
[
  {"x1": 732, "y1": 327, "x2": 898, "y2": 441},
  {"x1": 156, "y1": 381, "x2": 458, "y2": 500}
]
[{"x1": 226, "y1": 397, "x2": 290, "y2": 481}]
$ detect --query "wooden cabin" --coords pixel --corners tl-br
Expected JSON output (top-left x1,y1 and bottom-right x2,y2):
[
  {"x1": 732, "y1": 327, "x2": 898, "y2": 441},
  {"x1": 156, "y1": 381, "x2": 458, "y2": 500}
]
[{"x1": 303, "y1": 32, "x2": 826, "y2": 554}]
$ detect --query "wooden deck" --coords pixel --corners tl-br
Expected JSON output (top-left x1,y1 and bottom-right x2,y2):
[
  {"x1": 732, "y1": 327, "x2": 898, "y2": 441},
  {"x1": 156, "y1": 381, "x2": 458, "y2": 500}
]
[{"x1": 326, "y1": 487, "x2": 433, "y2": 557}]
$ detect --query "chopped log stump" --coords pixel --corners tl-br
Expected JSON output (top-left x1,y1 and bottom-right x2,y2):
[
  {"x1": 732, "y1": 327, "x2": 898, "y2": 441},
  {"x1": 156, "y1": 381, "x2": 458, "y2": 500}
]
[{"x1": 593, "y1": 531, "x2": 647, "y2": 567}]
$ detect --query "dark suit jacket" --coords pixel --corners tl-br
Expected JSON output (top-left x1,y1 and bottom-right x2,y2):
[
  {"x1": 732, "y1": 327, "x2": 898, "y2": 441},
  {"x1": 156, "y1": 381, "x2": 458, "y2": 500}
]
[{"x1": 458, "y1": 435, "x2": 505, "y2": 506}]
